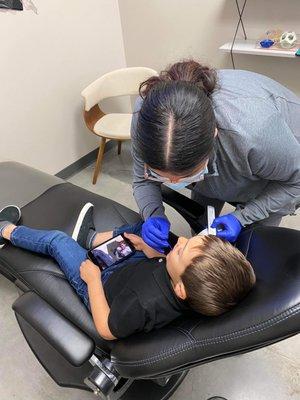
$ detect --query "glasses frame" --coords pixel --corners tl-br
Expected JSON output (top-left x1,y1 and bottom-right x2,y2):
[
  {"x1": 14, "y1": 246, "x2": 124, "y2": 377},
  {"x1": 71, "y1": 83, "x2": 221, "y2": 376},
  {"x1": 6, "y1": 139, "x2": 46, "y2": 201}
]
[{"x1": 144, "y1": 164, "x2": 207, "y2": 184}]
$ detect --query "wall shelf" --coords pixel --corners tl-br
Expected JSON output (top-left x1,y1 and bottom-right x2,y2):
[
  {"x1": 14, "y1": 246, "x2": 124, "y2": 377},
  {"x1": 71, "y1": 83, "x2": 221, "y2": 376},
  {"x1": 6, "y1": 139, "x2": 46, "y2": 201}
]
[{"x1": 220, "y1": 39, "x2": 298, "y2": 59}]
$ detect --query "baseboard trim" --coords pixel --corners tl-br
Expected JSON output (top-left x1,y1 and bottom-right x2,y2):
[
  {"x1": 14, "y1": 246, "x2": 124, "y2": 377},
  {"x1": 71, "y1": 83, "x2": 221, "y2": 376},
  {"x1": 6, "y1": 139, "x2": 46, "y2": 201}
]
[{"x1": 55, "y1": 141, "x2": 116, "y2": 179}]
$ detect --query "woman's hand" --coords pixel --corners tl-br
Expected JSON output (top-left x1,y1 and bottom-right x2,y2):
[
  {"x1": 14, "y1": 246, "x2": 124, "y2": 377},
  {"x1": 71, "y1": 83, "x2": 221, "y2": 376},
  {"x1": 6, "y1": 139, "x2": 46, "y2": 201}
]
[
  {"x1": 80, "y1": 259, "x2": 101, "y2": 285},
  {"x1": 211, "y1": 213, "x2": 242, "y2": 242},
  {"x1": 124, "y1": 233, "x2": 164, "y2": 259},
  {"x1": 141, "y1": 217, "x2": 170, "y2": 253}
]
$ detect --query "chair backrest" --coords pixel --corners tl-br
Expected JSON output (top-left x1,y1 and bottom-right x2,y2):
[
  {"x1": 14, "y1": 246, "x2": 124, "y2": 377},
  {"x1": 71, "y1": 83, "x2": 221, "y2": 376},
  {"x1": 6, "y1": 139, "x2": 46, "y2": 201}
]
[{"x1": 81, "y1": 67, "x2": 158, "y2": 111}]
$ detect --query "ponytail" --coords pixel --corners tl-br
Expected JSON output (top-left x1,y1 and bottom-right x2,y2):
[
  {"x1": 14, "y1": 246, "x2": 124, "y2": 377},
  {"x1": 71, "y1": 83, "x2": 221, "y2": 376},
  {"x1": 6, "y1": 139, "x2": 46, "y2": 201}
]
[{"x1": 139, "y1": 59, "x2": 217, "y2": 98}]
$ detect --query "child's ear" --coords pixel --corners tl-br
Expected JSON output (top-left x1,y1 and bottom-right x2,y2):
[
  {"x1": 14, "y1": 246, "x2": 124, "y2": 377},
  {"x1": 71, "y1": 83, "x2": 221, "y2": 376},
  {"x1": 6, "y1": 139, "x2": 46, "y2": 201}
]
[{"x1": 174, "y1": 281, "x2": 187, "y2": 300}]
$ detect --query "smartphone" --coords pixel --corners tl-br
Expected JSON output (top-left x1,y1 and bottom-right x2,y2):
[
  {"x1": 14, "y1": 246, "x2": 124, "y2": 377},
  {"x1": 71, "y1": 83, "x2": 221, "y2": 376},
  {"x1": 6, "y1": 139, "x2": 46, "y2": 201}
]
[{"x1": 88, "y1": 233, "x2": 135, "y2": 271}]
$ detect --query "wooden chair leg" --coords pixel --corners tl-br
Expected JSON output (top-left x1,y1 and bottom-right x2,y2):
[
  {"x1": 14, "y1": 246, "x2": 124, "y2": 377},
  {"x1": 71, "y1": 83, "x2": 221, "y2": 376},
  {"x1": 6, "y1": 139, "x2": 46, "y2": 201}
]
[
  {"x1": 92, "y1": 137, "x2": 106, "y2": 185},
  {"x1": 117, "y1": 140, "x2": 122, "y2": 155}
]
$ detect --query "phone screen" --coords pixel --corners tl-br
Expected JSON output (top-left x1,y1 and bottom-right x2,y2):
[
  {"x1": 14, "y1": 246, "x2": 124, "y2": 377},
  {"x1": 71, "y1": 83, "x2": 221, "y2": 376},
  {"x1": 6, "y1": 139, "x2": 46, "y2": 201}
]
[{"x1": 88, "y1": 234, "x2": 135, "y2": 270}]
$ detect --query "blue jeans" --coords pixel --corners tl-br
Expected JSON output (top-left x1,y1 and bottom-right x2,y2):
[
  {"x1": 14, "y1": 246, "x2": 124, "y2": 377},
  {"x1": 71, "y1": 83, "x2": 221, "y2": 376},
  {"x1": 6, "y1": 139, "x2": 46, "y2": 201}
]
[{"x1": 10, "y1": 222, "x2": 146, "y2": 308}]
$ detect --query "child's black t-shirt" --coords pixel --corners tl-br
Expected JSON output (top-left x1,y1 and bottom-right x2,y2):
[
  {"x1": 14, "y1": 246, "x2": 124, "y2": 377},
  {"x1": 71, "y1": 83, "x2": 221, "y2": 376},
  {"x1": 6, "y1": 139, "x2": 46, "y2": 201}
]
[{"x1": 103, "y1": 258, "x2": 189, "y2": 338}]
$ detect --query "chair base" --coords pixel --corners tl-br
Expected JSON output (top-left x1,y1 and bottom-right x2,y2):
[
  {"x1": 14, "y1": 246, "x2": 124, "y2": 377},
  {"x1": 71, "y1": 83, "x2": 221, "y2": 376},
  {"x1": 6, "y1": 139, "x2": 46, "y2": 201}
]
[{"x1": 119, "y1": 371, "x2": 188, "y2": 400}]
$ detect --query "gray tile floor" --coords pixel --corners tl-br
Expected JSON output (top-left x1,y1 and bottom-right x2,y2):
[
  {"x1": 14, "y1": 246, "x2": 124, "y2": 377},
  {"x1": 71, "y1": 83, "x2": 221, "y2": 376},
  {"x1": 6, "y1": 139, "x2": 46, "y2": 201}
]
[{"x1": 0, "y1": 142, "x2": 299, "y2": 400}]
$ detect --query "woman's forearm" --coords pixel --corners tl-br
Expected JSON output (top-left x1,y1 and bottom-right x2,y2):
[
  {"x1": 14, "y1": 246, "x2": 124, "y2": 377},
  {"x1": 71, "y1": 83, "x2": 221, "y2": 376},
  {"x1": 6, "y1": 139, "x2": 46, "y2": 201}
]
[{"x1": 87, "y1": 280, "x2": 116, "y2": 340}]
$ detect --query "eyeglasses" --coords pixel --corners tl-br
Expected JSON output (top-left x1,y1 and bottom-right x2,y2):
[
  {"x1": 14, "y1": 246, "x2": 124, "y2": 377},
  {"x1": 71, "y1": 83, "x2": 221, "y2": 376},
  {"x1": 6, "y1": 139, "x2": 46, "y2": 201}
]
[{"x1": 144, "y1": 164, "x2": 208, "y2": 184}]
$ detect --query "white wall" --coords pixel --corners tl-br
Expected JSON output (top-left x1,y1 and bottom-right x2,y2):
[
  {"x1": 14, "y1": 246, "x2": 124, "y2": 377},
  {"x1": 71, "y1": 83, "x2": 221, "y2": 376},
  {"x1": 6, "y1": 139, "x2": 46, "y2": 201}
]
[
  {"x1": 118, "y1": 0, "x2": 300, "y2": 96},
  {"x1": 0, "y1": 0, "x2": 128, "y2": 174},
  {"x1": 1, "y1": 1, "x2": 299, "y2": 175}
]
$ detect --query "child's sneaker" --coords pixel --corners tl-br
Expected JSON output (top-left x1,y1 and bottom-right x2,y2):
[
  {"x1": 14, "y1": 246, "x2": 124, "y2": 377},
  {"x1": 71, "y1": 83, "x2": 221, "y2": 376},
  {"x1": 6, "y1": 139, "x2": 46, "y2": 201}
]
[
  {"x1": 72, "y1": 202, "x2": 96, "y2": 249},
  {"x1": 0, "y1": 205, "x2": 21, "y2": 245}
]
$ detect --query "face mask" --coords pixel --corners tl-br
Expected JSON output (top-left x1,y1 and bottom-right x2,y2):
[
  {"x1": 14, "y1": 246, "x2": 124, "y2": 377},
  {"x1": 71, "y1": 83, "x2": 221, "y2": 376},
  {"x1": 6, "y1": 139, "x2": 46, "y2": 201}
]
[
  {"x1": 164, "y1": 181, "x2": 190, "y2": 190},
  {"x1": 164, "y1": 166, "x2": 209, "y2": 189},
  {"x1": 187, "y1": 166, "x2": 208, "y2": 183}
]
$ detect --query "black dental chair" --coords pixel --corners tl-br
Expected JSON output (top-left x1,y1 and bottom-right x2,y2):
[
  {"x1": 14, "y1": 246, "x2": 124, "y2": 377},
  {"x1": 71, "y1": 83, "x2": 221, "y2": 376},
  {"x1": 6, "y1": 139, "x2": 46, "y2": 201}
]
[{"x1": 0, "y1": 161, "x2": 299, "y2": 400}]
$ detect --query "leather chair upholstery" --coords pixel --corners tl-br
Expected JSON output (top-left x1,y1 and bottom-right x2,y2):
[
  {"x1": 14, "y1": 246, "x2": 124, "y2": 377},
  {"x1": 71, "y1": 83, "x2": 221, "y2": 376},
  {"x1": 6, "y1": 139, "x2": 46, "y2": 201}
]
[
  {"x1": 0, "y1": 182, "x2": 141, "y2": 355},
  {"x1": 0, "y1": 162, "x2": 299, "y2": 397},
  {"x1": 111, "y1": 226, "x2": 300, "y2": 378}
]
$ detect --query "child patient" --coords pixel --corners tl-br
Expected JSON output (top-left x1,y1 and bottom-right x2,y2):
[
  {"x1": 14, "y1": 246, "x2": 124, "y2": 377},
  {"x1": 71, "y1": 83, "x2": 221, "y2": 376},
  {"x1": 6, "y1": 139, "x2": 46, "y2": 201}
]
[{"x1": 0, "y1": 203, "x2": 256, "y2": 340}]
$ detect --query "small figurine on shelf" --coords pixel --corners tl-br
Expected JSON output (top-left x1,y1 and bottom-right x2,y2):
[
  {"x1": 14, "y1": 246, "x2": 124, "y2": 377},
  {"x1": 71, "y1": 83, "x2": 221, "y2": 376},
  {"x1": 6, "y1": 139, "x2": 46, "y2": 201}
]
[
  {"x1": 266, "y1": 29, "x2": 283, "y2": 43},
  {"x1": 259, "y1": 29, "x2": 283, "y2": 49},
  {"x1": 280, "y1": 32, "x2": 297, "y2": 49},
  {"x1": 260, "y1": 39, "x2": 274, "y2": 48}
]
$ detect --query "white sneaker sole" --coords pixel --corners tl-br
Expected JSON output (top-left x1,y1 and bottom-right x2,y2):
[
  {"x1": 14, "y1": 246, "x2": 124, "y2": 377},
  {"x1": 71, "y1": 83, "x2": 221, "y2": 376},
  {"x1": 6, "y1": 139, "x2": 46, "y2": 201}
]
[{"x1": 72, "y1": 202, "x2": 94, "y2": 241}]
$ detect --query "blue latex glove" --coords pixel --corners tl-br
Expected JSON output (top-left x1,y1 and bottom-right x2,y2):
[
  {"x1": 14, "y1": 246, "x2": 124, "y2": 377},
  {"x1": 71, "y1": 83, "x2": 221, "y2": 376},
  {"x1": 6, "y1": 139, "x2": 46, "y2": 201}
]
[
  {"x1": 211, "y1": 213, "x2": 242, "y2": 243},
  {"x1": 142, "y1": 217, "x2": 171, "y2": 253}
]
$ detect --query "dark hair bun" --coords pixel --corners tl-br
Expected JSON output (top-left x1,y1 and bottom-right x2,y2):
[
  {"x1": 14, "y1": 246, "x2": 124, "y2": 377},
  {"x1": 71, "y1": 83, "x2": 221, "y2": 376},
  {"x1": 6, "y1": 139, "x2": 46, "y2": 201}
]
[{"x1": 140, "y1": 59, "x2": 217, "y2": 97}]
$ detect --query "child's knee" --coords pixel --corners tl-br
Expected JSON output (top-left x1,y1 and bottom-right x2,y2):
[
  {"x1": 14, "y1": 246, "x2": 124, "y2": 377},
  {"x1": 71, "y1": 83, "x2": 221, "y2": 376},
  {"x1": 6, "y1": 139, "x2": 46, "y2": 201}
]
[{"x1": 49, "y1": 230, "x2": 68, "y2": 246}]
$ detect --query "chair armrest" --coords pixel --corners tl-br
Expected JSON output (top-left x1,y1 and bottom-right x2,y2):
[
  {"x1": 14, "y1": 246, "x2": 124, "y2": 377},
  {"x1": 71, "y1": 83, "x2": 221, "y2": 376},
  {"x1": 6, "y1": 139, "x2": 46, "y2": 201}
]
[
  {"x1": 13, "y1": 291, "x2": 95, "y2": 367},
  {"x1": 161, "y1": 186, "x2": 206, "y2": 232}
]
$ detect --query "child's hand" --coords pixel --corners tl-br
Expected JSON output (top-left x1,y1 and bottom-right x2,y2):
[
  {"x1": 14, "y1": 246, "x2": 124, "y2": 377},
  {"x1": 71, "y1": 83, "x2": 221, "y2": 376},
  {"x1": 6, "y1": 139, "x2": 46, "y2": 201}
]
[
  {"x1": 124, "y1": 232, "x2": 144, "y2": 250},
  {"x1": 80, "y1": 260, "x2": 101, "y2": 285},
  {"x1": 124, "y1": 233, "x2": 165, "y2": 259}
]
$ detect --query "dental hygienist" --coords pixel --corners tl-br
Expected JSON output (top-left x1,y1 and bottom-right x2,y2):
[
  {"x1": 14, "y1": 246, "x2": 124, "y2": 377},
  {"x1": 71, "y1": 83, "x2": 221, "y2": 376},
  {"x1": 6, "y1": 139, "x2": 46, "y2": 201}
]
[{"x1": 131, "y1": 60, "x2": 300, "y2": 251}]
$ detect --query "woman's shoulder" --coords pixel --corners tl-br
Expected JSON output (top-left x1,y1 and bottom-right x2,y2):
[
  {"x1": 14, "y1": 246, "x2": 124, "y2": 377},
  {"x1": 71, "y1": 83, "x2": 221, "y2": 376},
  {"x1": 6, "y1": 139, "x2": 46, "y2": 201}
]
[
  {"x1": 131, "y1": 96, "x2": 144, "y2": 140},
  {"x1": 133, "y1": 96, "x2": 143, "y2": 113},
  {"x1": 212, "y1": 72, "x2": 279, "y2": 140}
]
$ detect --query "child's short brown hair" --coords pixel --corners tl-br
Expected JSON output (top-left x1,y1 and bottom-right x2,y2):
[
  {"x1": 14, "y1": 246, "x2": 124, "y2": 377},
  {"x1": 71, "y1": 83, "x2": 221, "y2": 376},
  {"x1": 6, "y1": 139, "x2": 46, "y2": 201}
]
[{"x1": 181, "y1": 235, "x2": 256, "y2": 316}]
